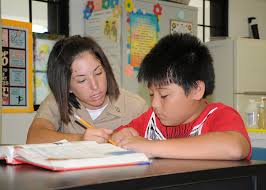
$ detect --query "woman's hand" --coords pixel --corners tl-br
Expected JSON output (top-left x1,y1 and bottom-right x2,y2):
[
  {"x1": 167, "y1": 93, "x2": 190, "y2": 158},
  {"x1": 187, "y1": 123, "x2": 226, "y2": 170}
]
[
  {"x1": 82, "y1": 128, "x2": 113, "y2": 143},
  {"x1": 111, "y1": 127, "x2": 139, "y2": 144}
]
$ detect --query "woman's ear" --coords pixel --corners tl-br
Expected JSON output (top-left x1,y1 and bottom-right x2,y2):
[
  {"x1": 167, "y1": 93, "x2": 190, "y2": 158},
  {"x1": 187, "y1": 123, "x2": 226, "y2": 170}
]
[{"x1": 191, "y1": 81, "x2": 205, "y2": 100}]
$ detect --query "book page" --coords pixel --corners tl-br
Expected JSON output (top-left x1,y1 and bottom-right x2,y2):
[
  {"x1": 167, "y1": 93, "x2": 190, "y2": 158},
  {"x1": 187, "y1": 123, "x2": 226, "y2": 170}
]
[
  {"x1": 17, "y1": 141, "x2": 136, "y2": 160},
  {"x1": 10, "y1": 141, "x2": 150, "y2": 171}
]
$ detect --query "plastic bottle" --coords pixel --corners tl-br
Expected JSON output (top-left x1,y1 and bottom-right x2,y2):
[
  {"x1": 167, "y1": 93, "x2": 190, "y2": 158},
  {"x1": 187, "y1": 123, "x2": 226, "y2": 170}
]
[
  {"x1": 258, "y1": 98, "x2": 265, "y2": 129},
  {"x1": 245, "y1": 99, "x2": 258, "y2": 128}
]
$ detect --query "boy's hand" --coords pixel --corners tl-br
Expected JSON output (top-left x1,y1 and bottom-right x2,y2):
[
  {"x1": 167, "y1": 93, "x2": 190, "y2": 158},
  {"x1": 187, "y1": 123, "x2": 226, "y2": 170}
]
[
  {"x1": 82, "y1": 128, "x2": 113, "y2": 143},
  {"x1": 111, "y1": 128, "x2": 139, "y2": 144},
  {"x1": 116, "y1": 136, "x2": 154, "y2": 158}
]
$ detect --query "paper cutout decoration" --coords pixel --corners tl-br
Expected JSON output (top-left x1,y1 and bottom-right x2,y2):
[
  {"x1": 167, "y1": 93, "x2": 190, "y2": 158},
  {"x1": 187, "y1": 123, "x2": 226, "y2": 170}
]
[
  {"x1": 124, "y1": 64, "x2": 134, "y2": 77},
  {"x1": 83, "y1": 1, "x2": 94, "y2": 19},
  {"x1": 125, "y1": 0, "x2": 134, "y2": 13},
  {"x1": 153, "y1": 3, "x2": 162, "y2": 16}
]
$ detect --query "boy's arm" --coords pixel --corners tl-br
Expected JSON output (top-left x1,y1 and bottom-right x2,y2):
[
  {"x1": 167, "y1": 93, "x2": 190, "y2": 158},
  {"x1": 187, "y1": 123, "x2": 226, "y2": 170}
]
[
  {"x1": 112, "y1": 118, "x2": 142, "y2": 143},
  {"x1": 117, "y1": 131, "x2": 250, "y2": 160},
  {"x1": 162, "y1": 131, "x2": 250, "y2": 160},
  {"x1": 112, "y1": 109, "x2": 153, "y2": 143},
  {"x1": 116, "y1": 107, "x2": 251, "y2": 160}
]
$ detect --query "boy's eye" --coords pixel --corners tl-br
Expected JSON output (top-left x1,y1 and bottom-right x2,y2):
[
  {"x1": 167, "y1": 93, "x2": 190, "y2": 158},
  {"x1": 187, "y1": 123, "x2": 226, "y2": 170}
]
[{"x1": 149, "y1": 93, "x2": 154, "y2": 97}]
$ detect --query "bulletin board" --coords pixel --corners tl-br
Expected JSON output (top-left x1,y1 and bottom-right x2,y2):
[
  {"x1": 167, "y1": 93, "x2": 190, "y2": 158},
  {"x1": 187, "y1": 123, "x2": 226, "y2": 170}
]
[
  {"x1": 1, "y1": 19, "x2": 33, "y2": 113},
  {"x1": 82, "y1": 0, "x2": 197, "y2": 103},
  {"x1": 121, "y1": 0, "x2": 198, "y2": 102},
  {"x1": 84, "y1": 0, "x2": 122, "y2": 85}
]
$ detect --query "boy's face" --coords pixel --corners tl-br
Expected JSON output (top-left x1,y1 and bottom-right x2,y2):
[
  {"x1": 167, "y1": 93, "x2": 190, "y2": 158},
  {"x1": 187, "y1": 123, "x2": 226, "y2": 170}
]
[{"x1": 149, "y1": 83, "x2": 205, "y2": 126}]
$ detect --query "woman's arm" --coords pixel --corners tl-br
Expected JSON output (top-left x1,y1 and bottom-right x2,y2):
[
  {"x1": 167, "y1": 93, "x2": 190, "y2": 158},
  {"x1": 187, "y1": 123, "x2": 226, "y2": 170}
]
[
  {"x1": 26, "y1": 118, "x2": 83, "y2": 144},
  {"x1": 26, "y1": 118, "x2": 113, "y2": 144}
]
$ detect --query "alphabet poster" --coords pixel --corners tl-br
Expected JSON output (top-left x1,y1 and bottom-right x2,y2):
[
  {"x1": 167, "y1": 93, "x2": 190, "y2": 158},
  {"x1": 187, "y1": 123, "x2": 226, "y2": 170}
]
[{"x1": 1, "y1": 19, "x2": 33, "y2": 112}]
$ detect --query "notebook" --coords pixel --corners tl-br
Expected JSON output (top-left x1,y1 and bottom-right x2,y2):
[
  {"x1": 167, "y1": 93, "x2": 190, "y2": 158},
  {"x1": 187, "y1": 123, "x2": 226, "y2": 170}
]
[{"x1": 0, "y1": 141, "x2": 151, "y2": 171}]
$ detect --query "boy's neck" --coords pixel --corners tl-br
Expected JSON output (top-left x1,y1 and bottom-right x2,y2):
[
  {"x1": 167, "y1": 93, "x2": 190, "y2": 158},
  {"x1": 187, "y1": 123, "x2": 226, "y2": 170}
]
[{"x1": 186, "y1": 100, "x2": 208, "y2": 124}]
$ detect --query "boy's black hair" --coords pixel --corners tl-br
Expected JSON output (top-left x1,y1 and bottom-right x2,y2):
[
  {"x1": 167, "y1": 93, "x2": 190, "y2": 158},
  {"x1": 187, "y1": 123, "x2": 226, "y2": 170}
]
[{"x1": 137, "y1": 33, "x2": 215, "y2": 98}]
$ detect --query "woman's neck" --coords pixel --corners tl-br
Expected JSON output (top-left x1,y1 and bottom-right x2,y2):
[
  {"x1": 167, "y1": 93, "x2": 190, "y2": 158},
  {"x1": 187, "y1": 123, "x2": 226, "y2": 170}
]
[{"x1": 81, "y1": 96, "x2": 109, "y2": 110}]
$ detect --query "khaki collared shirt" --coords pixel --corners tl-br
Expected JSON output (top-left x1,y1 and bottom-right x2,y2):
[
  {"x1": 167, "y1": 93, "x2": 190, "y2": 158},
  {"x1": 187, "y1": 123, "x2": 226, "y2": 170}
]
[{"x1": 35, "y1": 89, "x2": 148, "y2": 134}]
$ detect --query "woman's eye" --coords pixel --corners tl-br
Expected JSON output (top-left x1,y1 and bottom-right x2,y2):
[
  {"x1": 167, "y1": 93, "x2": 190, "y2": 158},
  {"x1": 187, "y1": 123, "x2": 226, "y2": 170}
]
[
  {"x1": 149, "y1": 94, "x2": 154, "y2": 97},
  {"x1": 161, "y1": 95, "x2": 168, "y2": 99},
  {"x1": 95, "y1": 71, "x2": 102, "y2": 75},
  {"x1": 78, "y1": 79, "x2": 86, "y2": 83}
]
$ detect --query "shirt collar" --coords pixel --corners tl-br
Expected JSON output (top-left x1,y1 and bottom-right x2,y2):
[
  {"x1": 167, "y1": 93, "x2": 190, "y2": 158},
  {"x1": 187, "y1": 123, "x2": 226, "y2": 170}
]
[
  {"x1": 75, "y1": 95, "x2": 124, "y2": 119},
  {"x1": 105, "y1": 95, "x2": 124, "y2": 117}
]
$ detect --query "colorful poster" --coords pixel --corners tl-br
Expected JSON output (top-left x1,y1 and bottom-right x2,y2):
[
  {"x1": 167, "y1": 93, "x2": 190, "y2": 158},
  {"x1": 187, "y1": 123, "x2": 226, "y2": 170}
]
[
  {"x1": 2, "y1": 29, "x2": 9, "y2": 47},
  {"x1": 10, "y1": 87, "x2": 26, "y2": 105},
  {"x1": 34, "y1": 72, "x2": 50, "y2": 105},
  {"x1": 1, "y1": 19, "x2": 33, "y2": 112},
  {"x1": 9, "y1": 49, "x2": 26, "y2": 68},
  {"x1": 33, "y1": 33, "x2": 64, "y2": 105},
  {"x1": 2, "y1": 86, "x2": 9, "y2": 105},
  {"x1": 2, "y1": 66, "x2": 9, "y2": 105},
  {"x1": 9, "y1": 30, "x2": 26, "y2": 49},
  {"x1": 2, "y1": 67, "x2": 9, "y2": 87},
  {"x1": 34, "y1": 36, "x2": 60, "y2": 71},
  {"x1": 130, "y1": 12, "x2": 158, "y2": 69},
  {"x1": 9, "y1": 68, "x2": 26, "y2": 87},
  {"x1": 170, "y1": 20, "x2": 193, "y2": 34},
  {"x1": 84, "y1": 5, "x2": 122, "y2": 84}
]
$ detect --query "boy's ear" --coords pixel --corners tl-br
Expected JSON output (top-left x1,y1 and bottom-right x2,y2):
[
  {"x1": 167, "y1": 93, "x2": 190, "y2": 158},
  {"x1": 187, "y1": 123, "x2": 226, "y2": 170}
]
[{"x1": 191, "y1": 81, "x2": 205, "y2": 100}]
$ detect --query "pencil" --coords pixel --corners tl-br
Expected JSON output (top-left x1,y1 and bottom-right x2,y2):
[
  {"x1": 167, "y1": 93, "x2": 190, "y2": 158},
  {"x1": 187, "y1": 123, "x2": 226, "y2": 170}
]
[
  {"x1": 74, "y1": 114, "x2": 116, "y2": 145},
  {"x1": 74, "y1": 114, "x2": 94, "y2": 129}
]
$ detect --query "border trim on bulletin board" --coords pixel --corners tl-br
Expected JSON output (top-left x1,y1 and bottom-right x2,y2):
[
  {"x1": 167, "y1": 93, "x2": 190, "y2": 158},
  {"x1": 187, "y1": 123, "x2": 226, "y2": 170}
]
[{"x1": 2, "y1": 19, "x2": 33, "y2": 113}]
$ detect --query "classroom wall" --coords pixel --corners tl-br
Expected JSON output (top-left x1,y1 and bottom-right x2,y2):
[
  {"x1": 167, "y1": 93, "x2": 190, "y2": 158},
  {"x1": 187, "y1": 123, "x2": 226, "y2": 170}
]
[
  {"x1": 1, "y1": 0, "x2": 266, "y2": 145},
  {"x1": 2, "y1": 113, "x2": 34, "y2": 144},
  {"x1": 69, "y1": 0, "x2": 266, "y2": 38}
]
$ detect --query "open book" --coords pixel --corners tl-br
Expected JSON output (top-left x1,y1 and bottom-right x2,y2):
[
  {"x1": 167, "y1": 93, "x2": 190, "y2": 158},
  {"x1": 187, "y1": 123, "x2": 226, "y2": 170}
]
[{"x1": 0, "y1": 141, "x2": 151, "y2": 171}]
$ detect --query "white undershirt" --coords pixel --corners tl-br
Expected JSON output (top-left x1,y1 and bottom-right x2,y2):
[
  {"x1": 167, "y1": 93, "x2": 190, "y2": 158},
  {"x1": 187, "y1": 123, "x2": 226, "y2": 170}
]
[{"x1": 86, "y1": 104, "x2": 108, "y2": 120}]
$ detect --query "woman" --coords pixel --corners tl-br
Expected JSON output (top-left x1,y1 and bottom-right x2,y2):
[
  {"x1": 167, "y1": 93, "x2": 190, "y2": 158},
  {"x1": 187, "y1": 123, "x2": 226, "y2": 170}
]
[{"x1": 27, "y1": 35, "x2": 147, "y2": 144}]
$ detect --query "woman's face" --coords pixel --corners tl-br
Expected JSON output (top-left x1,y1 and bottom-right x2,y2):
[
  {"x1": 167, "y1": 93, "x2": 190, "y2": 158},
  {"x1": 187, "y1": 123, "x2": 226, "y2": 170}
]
[{"x1": 70, "y1": 51, "x2": 108, "y2": 109}]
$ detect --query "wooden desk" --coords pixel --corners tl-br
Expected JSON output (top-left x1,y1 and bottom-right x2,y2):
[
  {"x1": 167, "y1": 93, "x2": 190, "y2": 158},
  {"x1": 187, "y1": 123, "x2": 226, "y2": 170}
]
[{"x1": 1, "y1": 159, "x2": 266, "y2": 190}]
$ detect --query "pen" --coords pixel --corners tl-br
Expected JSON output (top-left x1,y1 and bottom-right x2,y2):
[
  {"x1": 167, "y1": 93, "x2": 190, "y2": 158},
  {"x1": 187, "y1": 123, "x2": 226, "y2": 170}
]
[{"x1": 74, "y1": 114, "x2": 116, "y2": 145}]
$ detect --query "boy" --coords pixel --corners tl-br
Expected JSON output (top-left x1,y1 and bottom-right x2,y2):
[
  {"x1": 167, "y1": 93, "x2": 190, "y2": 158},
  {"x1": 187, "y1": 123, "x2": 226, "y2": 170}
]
[{"x1": 112, "y1": 33, "x2": 251, "y2": 160}]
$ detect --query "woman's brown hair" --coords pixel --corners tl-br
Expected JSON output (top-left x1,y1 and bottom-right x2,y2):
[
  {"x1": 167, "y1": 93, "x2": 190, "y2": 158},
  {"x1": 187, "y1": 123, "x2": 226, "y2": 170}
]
[{"x1": 47, "y1": 35, "x2": 120, "y2": 123}]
